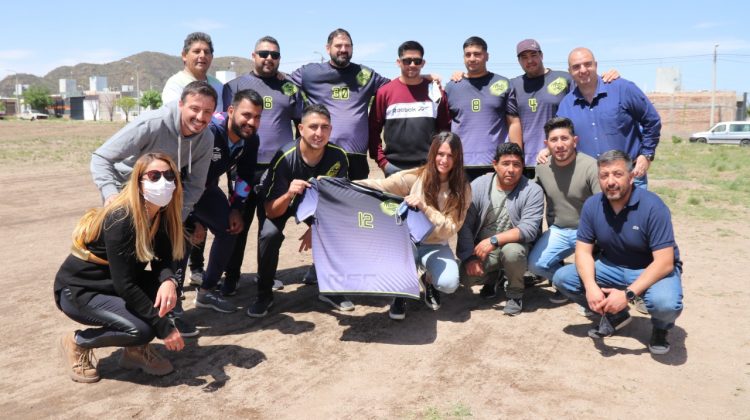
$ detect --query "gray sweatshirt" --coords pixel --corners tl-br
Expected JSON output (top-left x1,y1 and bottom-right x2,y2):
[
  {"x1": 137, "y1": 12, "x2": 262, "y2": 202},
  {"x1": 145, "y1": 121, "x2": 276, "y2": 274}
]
[
  {"x1": 90, "y1": 101, "x2": 213, "y2": 220},
  {"x1": 456, "y1": 173, "x2": 544, "y2": 262}
]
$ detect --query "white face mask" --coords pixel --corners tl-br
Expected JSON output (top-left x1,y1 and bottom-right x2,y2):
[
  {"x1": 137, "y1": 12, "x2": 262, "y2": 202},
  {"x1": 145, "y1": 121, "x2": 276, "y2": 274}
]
[{"x1": 142, "y1": 176, "x2": 176, "y2": 208}]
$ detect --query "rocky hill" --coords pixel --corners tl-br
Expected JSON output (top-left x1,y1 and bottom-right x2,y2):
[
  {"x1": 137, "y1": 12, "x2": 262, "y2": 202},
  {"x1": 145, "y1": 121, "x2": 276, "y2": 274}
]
[{"x1": 0, "y1": 51, "x2": 252, "y2": 97}]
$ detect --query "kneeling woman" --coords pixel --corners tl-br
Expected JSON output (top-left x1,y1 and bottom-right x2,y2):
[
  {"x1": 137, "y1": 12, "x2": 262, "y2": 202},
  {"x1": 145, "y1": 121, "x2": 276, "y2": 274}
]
[
  {"x1": 358, "y1": 132, "x2": 471, "y2": 320},
  {"x1": 54, "y1": 152, "x2": 186, "y2": 383}
]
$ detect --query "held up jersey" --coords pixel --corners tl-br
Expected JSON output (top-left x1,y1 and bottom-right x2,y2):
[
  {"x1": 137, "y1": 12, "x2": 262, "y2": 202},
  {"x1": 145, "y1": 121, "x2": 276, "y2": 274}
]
[{"x1": 296, "y1": 177, "x2": 434, "y2": 299}]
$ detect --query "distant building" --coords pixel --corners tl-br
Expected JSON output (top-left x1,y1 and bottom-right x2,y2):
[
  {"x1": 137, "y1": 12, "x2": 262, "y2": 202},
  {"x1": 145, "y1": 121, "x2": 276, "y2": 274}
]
[
  {"x1": 89, "y1": 76, "x2": 108, "y2": 92},
  {"x1": 647, "y1": 90, "x2": 742, "y2": 136},
  {"x1": 59, "y1": 79, "x2": 77, "y2": 94},
  {"x1": 215, "y1": 71, "x2": 236, "y2": 84},
  {"x1": 655, "y1": 68, "x2": 681, "y2": 93}
]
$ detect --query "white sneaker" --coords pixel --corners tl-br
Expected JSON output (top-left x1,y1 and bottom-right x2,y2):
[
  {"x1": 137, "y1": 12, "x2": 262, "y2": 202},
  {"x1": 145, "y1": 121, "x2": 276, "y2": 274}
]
[
  {"x1": 318, "y1": 294, "x2": 355, "y2": 311},
  {"x1": 189, "y1": 269, "x2": 204, "y2": 287}
]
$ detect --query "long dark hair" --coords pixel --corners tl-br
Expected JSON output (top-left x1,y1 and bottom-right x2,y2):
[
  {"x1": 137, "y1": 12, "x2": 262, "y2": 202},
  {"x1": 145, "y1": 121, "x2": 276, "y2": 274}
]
[{"x1": 418, "y1": 131, "x2": 468, "y2": 219}]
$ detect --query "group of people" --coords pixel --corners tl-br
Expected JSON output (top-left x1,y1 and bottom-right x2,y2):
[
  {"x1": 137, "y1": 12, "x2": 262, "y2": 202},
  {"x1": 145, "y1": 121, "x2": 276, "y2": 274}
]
[{"x1": 53, "y1": 29, "x2": 684, "y2": 384}]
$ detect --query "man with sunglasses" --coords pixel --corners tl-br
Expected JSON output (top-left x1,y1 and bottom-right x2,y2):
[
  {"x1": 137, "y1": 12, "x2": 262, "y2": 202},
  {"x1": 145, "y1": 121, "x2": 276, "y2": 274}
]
[
  {"x1": 162, "y1": 32, "x2": 224, "y2": 111},
  {"x1": 180, "y1": 89, "x2": 263, "y2": 314},
  {"x1": 220, "y1": 36, "x2": 303, "y2": 293},
  {"x1": 368, "y1": 40, "x2": 451, "y2": 176}
]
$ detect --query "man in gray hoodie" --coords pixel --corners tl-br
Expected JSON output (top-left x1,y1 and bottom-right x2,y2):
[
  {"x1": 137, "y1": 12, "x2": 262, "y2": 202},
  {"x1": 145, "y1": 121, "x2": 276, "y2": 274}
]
[
  {"x1": 91, "y1": 80, "x2": 216, "y2": 222},
  {"x1": 457, "y1": 142, "x2": 544, "y2": 316}
]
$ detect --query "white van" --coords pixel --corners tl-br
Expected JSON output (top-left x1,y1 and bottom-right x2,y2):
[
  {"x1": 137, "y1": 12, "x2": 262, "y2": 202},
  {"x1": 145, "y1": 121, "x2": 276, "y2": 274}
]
[{"x1": 689, "y1": 121, "x2": 750, "y2": 146}]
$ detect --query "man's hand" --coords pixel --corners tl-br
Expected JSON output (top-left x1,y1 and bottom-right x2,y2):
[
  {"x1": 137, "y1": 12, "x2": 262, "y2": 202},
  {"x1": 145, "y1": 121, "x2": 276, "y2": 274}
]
[
  {"x1": 600, "y1": 288, "x2": 629, "y2": 314},
  {"x1": 163, "y1": 328, "x2": 185, "y2": 351},
  {"x1": 601, "y1": 69, "x2": 620, "y2": 83},
  {"x1": 632, "y1": 155, "x2": 651, "y2": 178},
  {"x1": 450, "y1": 70, "x2": 465, "y2": 82},
  {"x1": 227, "y1": 209, "x2": 244, "y2": 234},
  {"x1": 465, "y1": 259, "x2": 484, "y2": 277},
  {"x1": 585, "y1": 287, "x2": 607, "y2": 315},
  {"x1": 288, "y1": 179, "x2": 311, "y2": 196},
  {"x1": 191, "y1": 222, "x2": 206, "y2": 245},
  {"x1": 473, "y1": 237, "x2": 495, "y2": 261},
  {"x1": 536, "y1": 148, "x2": 551, "y2": 165},
  {"x1": 298, "y1": 227, "x2": 312, "y2": 252},
  {"x1": 153, "y1": 279, "x2": 178, "y2": 318}
]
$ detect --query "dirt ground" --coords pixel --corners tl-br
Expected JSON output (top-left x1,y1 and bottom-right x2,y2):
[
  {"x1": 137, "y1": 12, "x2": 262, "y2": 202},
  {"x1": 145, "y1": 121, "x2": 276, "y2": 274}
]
[{"x1": 0, "y1": 124, "x2": 748, "y2": 419}]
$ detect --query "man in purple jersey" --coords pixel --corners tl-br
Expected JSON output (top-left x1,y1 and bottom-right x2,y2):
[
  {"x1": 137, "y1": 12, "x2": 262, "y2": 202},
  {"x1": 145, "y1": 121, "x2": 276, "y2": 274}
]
[
  {"x1": 219, "y1": 36, "x2": 303, "y2": 293},
  {"x1": 290, "y1": 29, "x2": 390, "y2": 181},
  {"x1": 445, "y1": 36, "x2": 521, "y2": 181}
]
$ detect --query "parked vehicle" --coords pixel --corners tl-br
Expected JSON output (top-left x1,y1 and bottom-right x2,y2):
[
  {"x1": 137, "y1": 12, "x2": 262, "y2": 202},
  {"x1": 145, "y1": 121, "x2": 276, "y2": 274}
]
[
  {"x1": 18, "y1": 111, "x2": 49, "y2": 121},
  {"x1": 689, "y1": 121, "x2": 750, "y2": 146}
]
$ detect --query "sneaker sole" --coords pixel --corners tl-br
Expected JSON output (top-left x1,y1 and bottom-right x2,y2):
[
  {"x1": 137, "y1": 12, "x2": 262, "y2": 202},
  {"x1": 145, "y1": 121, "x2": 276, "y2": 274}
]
[
  {"x1": 246, "y1": 300, "x2": 274, "y2": 318},
  {"x1": 118, "y1": 357, "x2": 174, "y2": 376},
  {"x1": 177, "y1": 329, "x2": 200, "y2": 338},
  {"x1": 318, "y1": 295, "x2": 355, "y2": 311},
  {"x1": 648, "y1": 343, "x2": 671, "y2": 355},
  {"x1": 59, "y1": 336, "x2": 100, "y2": 383},
  {"x1": 272, "y1": 279, "x2": 284, "y2": 290},
  {"x1": 194, "y1": 300, "x2": 237, "y2": 314},
  {"x1": 388, "y1": 311, "x2": 406, "y2": 320}
]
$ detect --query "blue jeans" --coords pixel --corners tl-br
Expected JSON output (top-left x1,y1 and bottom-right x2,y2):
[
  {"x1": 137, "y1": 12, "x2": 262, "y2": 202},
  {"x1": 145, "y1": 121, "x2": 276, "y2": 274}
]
[
  {"x1": 634, "y1": 174, "x2": 648, "y2": 189},
  {"x1": 415, "y1": 244, "x2": 459, "y2": 294},
  {"x1": 527, "y1": 226, "x2": 577, "y2": 280},
  {"x1": 552, "y1": 258, "x2": 683, "y2": 330}
]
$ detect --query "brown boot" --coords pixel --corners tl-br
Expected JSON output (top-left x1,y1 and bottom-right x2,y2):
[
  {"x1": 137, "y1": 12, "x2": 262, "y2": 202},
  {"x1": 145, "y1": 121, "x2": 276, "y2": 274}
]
[
  {"x1": 59, "y1": 332, "x2": 100, "y2": 383},
  {"x1": 119, "y1": 344, "x2": 174, "y2": 376}
]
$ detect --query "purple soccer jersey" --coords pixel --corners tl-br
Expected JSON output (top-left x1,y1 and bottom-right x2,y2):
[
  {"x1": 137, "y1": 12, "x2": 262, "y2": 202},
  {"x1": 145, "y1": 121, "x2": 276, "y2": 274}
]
[{"x1": 296, "y1": 177, "x2": 433, "y2": 299}]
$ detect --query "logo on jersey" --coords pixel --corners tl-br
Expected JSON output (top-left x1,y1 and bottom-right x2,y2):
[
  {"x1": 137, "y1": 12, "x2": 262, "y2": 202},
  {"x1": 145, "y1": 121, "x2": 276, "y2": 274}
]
[
  {"x1": 379, "y1": 200, "x2": 399, "y2": 216},
  {"x1": 325, "y1": 162, "x2": 341, "y2": 177},
  {"x1": 331, "y1": 86, "x2": 350, "y2": 100},
  {"x1": 528, "y1": 98, "x2": 538, "y2": 112},
  {"x1": 282, "y1": 82, "x2": 298, "y2": 96},
  {"x1": 263, "y1": 96, "x2": 273, "y2": 109},
  {"x1": 356, "y1": 68, "x2": 372, "y2": 86},
  {"x1": 471, "y1": 99, "x2": 481, "y2": 112},
  {"x1": 357, "y1": 212, "x2": 374, "y2": 229},
  {"x1": 211, "y1": 147, "x2": 222, "y2": 162},
  {"x1": 489, "y1": 80, "x2": 508, "y2": 96},
  {"x1": 547, "y1": 77, "x2": 568, "y2": 96}
]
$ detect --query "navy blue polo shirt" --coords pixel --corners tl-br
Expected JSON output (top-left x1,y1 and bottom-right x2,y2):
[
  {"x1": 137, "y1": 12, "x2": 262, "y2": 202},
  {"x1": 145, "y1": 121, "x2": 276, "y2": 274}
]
[{"x1": 578, "y1": 187, "x2": 681, "y2": 270}]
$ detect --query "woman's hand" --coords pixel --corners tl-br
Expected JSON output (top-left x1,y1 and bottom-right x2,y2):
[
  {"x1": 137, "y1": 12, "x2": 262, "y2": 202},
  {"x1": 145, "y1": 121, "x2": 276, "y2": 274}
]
[
  {"x1": 163, "y1": 328, "x2": 185, "y2": 351},
  {"x1": 404, "y1": 194, "x2": 424, "y2": 211},
  {"x1": 154, "y1": 279, "x2": 178, "y2": 318}
]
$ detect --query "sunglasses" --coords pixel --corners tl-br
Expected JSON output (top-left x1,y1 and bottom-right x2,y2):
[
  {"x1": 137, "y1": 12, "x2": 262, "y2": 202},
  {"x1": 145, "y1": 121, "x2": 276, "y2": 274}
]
[
  {"x1": 400, "y1": 57, "x2": 423, "y2": 66},
  {"x1": 256, "y1": 50, "x2": 280, "y2": 60},
  {"x1": 143, "y1": 169, "x2": 176, "y2": 182}
]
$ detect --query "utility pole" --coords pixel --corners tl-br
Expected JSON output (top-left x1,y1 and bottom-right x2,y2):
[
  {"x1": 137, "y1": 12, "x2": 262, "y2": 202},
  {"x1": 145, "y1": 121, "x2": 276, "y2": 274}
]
[{"x1": 710, "y1": 44, "x2": 718, "y2": 127}]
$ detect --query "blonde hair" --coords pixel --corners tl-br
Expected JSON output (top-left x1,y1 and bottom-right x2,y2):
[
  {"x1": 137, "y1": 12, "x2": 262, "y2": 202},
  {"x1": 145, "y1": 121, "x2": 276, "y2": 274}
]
[{"x1": 73, "y1": 153, "x2": 185, "y2": 262}]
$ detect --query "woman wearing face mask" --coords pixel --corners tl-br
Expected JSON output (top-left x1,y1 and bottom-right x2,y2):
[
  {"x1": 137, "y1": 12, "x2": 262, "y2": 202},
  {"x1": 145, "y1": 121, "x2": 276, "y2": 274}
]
[{"x1": 54, "y1": 153, "x2": 186, "y2": 383}]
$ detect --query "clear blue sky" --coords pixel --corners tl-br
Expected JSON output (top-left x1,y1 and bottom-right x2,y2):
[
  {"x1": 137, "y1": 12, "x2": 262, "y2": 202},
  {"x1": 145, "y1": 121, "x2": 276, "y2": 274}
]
[{"x1": 3, "y1": 1, "x2": 748, "y2": 94}]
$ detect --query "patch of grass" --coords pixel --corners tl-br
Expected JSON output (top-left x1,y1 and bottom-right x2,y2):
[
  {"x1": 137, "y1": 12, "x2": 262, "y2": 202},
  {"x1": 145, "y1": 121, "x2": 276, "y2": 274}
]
[
  {"x1": 687, "y1": 196, "x2": 701, "y2": 205},
  {"x1": 414, "y1": 403, "x2": 472, "y2": 420},
  {"x1": 672, "y1": 135, "x2": 683, "y2": 144}
]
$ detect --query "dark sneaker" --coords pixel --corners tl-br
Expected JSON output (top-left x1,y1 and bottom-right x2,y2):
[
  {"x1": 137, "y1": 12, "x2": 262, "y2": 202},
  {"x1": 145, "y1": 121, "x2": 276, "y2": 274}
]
[
  {"x1": 588, "y1": 311, "x2": 632, "y2": 338},
  {"x1": 503, "y1": 298, "x2": 523, "y2": 316},
  {"x1": 424, "y1": 283, "x2": 441, "y2": 310},
  {"x1": 171, "y1": 299, "x2": 185, "y2": 317},
  {"x1": 220, "y1": 277, "x2": 239, "y2": 296},
  {"x1": 389, "y1": 297, "x2": 406, "y2": 320},
  {"x1": 250, "y1": 276, "x2": 285, "y2": 290},
  {"x1": 302, "y1": 265, "x2": 318, "y2": 285},
  {"x1": 523, "y1": 271, "x2": 543, "y2": 287},
  {"x1": 548, "y1": 289, "x2": 569, "y2": 304},
  {"x1": 479, "y1": 280, "x2": 498, "y2": 299},
  {"x1": 169, "y1": 315, "x2": 199, "y2": 338},
  {"x1": 189, "y1": 269, "x2": 204, "y2": 287},
  {"x1": 195, "y1": 291, "x2": 237, "y2": 313},
  {"x1": 648, "y1": 328, "x2": 670, "y2": 355},
  {"x1": 633, "y1": 296, "x2": 649, "y2": 315},
  {"x1": 246, "y1": 295, "x2": 274, "y2": 318},
  {"x1": 576, "y1": 304, "x2": 595, "y2": 318},
  {"x1": 318, "y1": 294, "x2": 355, "y2": 311}
]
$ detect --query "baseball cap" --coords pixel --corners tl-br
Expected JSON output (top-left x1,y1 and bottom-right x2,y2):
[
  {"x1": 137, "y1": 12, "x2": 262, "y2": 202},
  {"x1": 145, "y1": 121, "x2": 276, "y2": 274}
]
[{"x1": 516, "y1": 39, "x2": 541, "y2": 56}]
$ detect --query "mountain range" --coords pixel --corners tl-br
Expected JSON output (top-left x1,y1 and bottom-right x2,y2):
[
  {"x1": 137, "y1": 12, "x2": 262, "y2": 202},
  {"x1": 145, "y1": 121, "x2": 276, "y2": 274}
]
[{"x1": 0, "y1": 52, "x2": 252, "y2": 97}]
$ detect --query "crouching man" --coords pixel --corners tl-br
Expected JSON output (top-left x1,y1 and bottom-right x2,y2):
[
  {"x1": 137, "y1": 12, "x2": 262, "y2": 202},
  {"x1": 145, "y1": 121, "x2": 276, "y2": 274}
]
[{"x1": 552, "y1": 150, "x2": 683, "y2": 354}]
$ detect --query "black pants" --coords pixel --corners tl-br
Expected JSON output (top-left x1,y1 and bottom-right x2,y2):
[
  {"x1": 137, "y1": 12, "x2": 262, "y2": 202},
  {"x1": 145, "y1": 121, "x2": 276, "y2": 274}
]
[
  {"x1": 224, "y1": 164, "x2": 269, "y2": 281},
  {"x1": 347, "y1": 153, "x2": 370, "y2": 181},
  {"x1": 256, "y1": 212, "x2": 295, "y2": 299},
  {"x1": 464, "y1": 166, "x2": 494, "y2": 182},
  {"x1": 58, "y1": 282, "x2": 158, "y2": 349}
]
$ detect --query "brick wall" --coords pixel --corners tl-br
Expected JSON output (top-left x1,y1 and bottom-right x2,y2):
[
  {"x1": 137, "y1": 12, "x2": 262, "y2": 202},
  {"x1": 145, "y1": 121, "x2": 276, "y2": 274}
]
[{"x1": 647, "y1": 91, "x2": 740, "y2": 138}]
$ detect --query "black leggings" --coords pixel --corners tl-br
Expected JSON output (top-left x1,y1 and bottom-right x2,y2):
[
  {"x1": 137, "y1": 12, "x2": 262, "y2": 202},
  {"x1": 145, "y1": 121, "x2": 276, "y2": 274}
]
[{"x1": 59, "y1": 287, "x2": 157, "y2": 349}]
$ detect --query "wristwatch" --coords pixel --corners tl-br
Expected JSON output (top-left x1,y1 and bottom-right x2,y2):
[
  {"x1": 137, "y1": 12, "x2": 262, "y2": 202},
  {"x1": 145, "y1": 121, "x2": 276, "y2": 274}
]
[
  {"x1": 625, "y1": 288, "x2": 637, "y2": 303},
  {"x1": 489, "y1": 236, "x2": 499, "y2": 248},
  {"x1": 641, "y1": 154, "x2": 655, "y2": 161}
]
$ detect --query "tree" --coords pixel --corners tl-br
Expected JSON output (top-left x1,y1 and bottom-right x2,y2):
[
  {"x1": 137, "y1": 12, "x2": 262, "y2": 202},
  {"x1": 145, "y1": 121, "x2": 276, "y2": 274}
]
[
  {"x1": 117, "y1": 97, "x2": 137, "y2": 122},
  {"x1": 22, "y1": 85, "x2": 53, "y2": 113},
  {"x1": 100, "y1": 93, "x2": 117, "y2": 122},
  {"x1": 140, "y1": 89, "x2": 162, "y2": 110}
]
